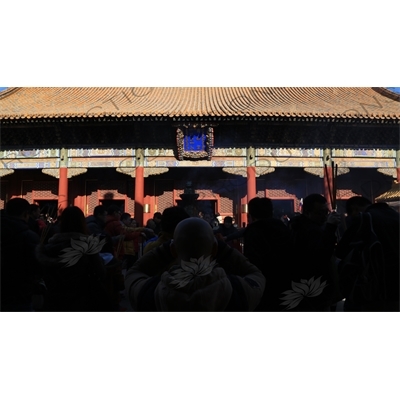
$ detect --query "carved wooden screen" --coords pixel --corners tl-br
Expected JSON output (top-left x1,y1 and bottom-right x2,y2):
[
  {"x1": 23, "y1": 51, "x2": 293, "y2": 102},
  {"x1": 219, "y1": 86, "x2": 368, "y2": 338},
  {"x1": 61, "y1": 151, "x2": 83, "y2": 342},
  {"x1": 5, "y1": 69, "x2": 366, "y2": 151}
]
[{"x1": 155, "y1": 180, "x2": 174, "y2": 213}]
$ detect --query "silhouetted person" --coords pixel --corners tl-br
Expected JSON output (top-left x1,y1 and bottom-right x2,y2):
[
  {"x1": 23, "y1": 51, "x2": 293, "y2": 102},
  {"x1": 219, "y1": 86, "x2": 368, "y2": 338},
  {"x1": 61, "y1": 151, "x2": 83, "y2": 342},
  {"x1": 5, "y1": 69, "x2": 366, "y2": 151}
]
[
  {"x1": 104, "y1": 205, "x2": 143, "y2": 261},
  {"x1": 288, "y1": 194, "x2": 341, "y2": 311},
  {"x1": 215, "y1": 216, "x2": 238, "y2": 238},
  {"x1": 144, "y1": 206, "x2": 190, "y2": 254},
  {"x1": 86, "y1": 205, "x2": 108, "y2": 235},
  {"x1": 153, "y1": 212, "x2": 162, "y2": 235},
  {"x1": 125, "y1": 218, "x2": 265, "y2": 311},
  {"x1": 1, "y1": 198, "x2": 42, "y2": 311},
  {"x1": 35, "y1": 206, "x2": 112, "y2": 311},
  {"x1": 243, "y1": 197, "x2": 295, "y2": 311},
  {"x1": 344, "y1": 196, "x2": 372, "y2": 228},
  {"x1": 28, "y1": 204, "x2": 46, "y2": 235},
  {"x1": 336, "y1": 201, "x2": 399, "y2": 311},
  {"x1": 201, "y1": 210, "x2": 220, "y2": 230},
  {"x1": 86, "y1": 205, "x2": 115, "y2": 255},
  {"x1": 120, "y1": 212, "x2": 150, "y2": 267}
]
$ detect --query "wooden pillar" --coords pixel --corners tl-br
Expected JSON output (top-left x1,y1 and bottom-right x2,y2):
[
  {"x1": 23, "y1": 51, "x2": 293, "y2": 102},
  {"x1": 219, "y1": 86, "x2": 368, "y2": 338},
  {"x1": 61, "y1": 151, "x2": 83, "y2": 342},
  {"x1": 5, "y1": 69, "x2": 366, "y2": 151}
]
[
  {"x1": 58, "y1": 148, "x2": 69, "y2": 215},
  {"x1": 134, "y1": 148, "x2": 145, "y2": 226},
  {"x1": 240, "y1": 195, "x2": 248, "y2": 227},
  {"x1": 323, "y1": 148, "x2": 333, "y2": 210},
  {"x1": 396, "y1": 150, "x2": 400, "y2": 182},
  {"x1": 246, "y1": 146, "x2": 257, "y2": 202},
  {"x1": 143, "y1": 194, "x2": 152, "y2": 226}
]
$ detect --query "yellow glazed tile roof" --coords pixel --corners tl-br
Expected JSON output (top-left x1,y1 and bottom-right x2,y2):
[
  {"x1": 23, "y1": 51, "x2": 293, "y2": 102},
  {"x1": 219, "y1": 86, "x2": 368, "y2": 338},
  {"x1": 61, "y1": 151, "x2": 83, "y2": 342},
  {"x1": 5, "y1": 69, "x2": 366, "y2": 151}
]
[{"x1": 0, "y1": 87, "x2": 399, "y2": 120}]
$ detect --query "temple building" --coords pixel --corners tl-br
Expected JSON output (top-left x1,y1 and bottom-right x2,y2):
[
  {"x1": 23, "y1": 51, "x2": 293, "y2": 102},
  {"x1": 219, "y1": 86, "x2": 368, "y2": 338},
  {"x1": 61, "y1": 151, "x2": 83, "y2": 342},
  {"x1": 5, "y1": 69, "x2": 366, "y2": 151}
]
[{"x1": 1, "y1": 87, "x2": 399, "y2": 226}]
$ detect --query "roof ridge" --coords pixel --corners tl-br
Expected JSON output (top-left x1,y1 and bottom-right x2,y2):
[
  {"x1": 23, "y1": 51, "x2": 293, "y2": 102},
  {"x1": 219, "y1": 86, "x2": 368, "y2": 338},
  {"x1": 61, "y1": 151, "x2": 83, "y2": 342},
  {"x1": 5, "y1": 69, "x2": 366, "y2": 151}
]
[
  {"x1": 0, "y1": 87, "x2": 21, "y2": 100},
  {"x1": 372, "y1": 87, "x2": 400, "y2": 102}
]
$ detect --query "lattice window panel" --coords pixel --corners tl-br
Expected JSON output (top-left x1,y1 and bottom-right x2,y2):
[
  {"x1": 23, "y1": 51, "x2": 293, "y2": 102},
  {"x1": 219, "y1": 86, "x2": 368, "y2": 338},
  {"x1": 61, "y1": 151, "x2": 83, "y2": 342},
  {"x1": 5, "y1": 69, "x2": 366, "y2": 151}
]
[
  {"x1": 125, "y1": 198, "x2": 135, "y2": 214},
  {"x1": 86, "y1": 181, "x2": 99, "y2": 216},
  {"x1": 256, "y1": 190, "x2": 265, "y2": 198},
  {"x1": 267, "y1": 188, "x2": 297, "y2": 198},
  {"x1": 220, "y1": 196, "x2": 233, "y2": 214},
  {"x1": 157, "y1": 190, "x2": 174, "y2": 212},
  {"x1": 267, "y1": 188, "x2": 301, "y2": 212},
  {"x1": 155, "y1": 180, "x2": 174, "y2": 213},
  {"x1": 337, "y1": 189, "x2": 359, "y2": 199},
  {"x1": 86, "y1": 192, "x2": 98, "y2": 216},
  {"x1": 32, "y1": 181, "x2": 58, "y2": 199},
  {"x1": 197, "y1": 189, "x2": 218, "y2": 200},
  {"x1": 126, "y1": 180, "x2": 135, "y2": 214},
  {"x1": 25, "y1": 192, "x2": 34, "y2": 203}
]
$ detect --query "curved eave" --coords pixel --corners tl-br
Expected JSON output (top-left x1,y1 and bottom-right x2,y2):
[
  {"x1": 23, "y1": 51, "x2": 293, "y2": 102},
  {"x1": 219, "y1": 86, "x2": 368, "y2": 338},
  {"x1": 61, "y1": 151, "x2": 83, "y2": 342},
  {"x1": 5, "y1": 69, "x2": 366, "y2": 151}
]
[
  {"x1": 1, "y1": 87, "x2": 400, "y2": 121},
  {"x1": 375, "y1": 184, "x2": 400, "y2": 202},
  {"x1": 1, "y1": 111, "x2": 400, "y2": 121}
]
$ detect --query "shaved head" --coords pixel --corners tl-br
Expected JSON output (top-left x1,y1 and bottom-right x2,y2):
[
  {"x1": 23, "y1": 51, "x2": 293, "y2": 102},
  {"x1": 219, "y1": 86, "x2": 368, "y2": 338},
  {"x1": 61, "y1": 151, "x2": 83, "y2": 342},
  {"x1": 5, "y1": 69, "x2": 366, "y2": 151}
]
[{"x1": 173, "y1": 217, "x2": 216, "y2": 260}]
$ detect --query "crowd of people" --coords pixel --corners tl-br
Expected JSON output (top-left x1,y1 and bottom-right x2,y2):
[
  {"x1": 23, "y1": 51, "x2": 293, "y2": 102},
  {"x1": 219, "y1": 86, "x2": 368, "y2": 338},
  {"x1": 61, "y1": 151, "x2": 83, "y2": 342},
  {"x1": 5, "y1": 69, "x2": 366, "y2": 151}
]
[{"x1": 1, "y1": 193, "x2": 399, "y2": 312}]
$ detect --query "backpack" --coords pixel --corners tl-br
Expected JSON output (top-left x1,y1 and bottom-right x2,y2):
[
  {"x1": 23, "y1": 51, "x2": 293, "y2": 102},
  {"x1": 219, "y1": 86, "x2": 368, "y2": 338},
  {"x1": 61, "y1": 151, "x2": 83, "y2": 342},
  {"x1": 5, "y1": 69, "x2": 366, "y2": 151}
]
[{"x1": 340, "y1": 212, "x2": 387, "y2": 310}]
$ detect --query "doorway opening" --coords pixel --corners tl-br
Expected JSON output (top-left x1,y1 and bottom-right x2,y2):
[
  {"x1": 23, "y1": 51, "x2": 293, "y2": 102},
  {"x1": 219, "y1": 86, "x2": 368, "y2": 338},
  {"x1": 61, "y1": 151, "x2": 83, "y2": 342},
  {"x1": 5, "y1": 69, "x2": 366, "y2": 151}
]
[
  {"x1": 34, "y1": 200, "x2": 58, "y2": 220},
  {"x1": 99, "y1": 199, "x2": 125, "y2": 212},
  {"x1": 271, "y1": 199, "x2": 295, "y2": 218}
]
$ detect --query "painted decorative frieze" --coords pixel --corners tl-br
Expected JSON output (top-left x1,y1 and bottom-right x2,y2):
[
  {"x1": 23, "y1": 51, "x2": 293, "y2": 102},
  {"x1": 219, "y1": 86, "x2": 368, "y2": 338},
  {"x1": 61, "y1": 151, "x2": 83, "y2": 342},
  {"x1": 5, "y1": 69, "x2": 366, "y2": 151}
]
[
  {"x1": 0, "y1": 149, "x2": 59, "y2": 158},
  {"x1": 69, "y1": 148, "x2": 135, "y2": 157},
  {"x1": 332, "y1": 149, "x2": 396, "y2": 158},
  {"x1": 145, "y1": 149, "x2": 175, "y2": 157},
  {"x1": 256, "y1": 148, "x2": 323, "y2": 157},
  {"x1": 335, "y1": 158, "x2": 395, "y2": 168},
  {"x1": 212, "y1": 148, "x2": 246, "y2": 156},
  {"x1": 304, "y1": 167, "x2": 350, "y2": 178},
  {"x1": 377, "y1": 168, "x2": 397, "y2": 178},
  {"x1": 69, "y1": 158, "x2": 135, "y2": 168},
  {"x1": 222, "y1": 166, "x2": 275, "y2": 177},
  {"x1": 3, "y1": 160, "x2": 58, "y2": 169},
  {"x1": 257, "y1": 157, "x2": 322, "y2": 167},
  {"x1": 116, "y1": 167, "x2": 169, "y2": 178},
  {"x1": 42, "y1": 168, "x2": 88, "y2": 178},
  {"x1": 0, "y1": 168, "x2": 14, "y2": 177}
]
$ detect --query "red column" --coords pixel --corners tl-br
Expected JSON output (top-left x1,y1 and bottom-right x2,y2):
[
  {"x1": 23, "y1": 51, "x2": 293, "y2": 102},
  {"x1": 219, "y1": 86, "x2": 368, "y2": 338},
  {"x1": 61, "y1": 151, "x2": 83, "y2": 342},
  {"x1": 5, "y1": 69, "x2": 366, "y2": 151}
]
[
  {"x1": 58, "y1": 167, "x2": 68, "y2": 214},
  {"x1": 323, "y1": 165, "x2": 333, "y2": 210},
  {"x1": 397, "y1": 168, "x2": 400, "y2": 183},
  {"x1": 240, "y1": 195, "x2": 248, "y2": 227},
  {"x1": 247, "y1": 166, "x2": 257, "y2": 203},
  {"x1": 143, "y1": 194, "x2": 152, "y2": 226},
  {"x1": 134, "y1": 166, "x2": 144, "y2": 226}
]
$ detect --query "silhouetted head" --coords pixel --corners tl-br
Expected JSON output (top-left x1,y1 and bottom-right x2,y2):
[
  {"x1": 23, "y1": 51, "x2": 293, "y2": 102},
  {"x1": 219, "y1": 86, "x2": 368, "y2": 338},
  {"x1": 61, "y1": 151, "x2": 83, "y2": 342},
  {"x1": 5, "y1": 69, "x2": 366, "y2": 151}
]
[
  {"x1": 248, "y1": 197, "x2": 273, "y2": 221},
  {"x1": 153, "y1": 212, "x2": 162, "y2": 224},
  {"x1": 93, "y1": 205, "x2": 107, "y2": 223},
  {"x1": 345, "y1": 196, "x2": 372, "y2": 217},
  {"x1": 146, "y1": 219, "x2": 156, "y2": 230},
  {"x1": 59, "y1": 206, "x2": 88, "y2": 234},
  {"x1": 107, "y1": 205, "x2": 122, "y2": 219},
  {"x1": 302, "y1": 194, "x2": 329, "y2": 226},
  {"x1": 121, "y1": 212, "x2": 132, "y2": 226},
  {"x1": 29, "y1": 203, "x2": 41, "y2": 219},
  {"x1": 160, "y1": 206, "x2": 190, "y2": 234},
  {"x1": 5, "y1": 198, "x2": 30, "y2": 220},
  {"x1": 223, "y1": 216, "x2": 233, "y2": 228},
  {"x1": 172, "y1": 217, "x2": 217, "y2": 261}
]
